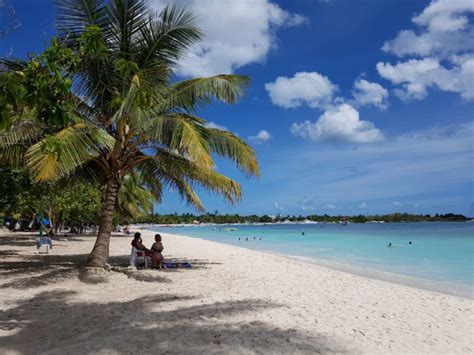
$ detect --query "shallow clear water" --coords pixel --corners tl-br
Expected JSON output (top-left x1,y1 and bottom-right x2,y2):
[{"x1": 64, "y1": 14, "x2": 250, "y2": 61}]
[{"x1": 150, "y1": 222, "x2": 474, "y2": 295}]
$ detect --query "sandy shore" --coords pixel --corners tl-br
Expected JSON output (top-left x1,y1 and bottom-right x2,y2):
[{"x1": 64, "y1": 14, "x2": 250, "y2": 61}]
[{"x1": 0, "y1": 227, "x2": 473, "y2": 354}]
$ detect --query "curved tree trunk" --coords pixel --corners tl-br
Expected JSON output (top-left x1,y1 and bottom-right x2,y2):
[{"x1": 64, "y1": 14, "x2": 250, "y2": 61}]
[{"x1": 87, "y1": 176, "x2": 120, "y2": 267}]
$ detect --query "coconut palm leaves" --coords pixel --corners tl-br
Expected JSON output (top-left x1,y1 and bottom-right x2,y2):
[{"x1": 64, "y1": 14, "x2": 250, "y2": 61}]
[
  {"x1": 25, "y1": 123, "x2": 114, "y2": 181},
  {"x1": 117, "y1": 173, "x2": 154, "y2": 217}
]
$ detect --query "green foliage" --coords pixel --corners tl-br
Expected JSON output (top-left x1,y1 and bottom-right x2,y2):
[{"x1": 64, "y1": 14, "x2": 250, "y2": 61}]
[
  {"x1": 116, "y1": 173, "x2": 154, "y2": 218},
  {"x1": 131, "y1": 212, "x2": 470, "y2": 225},
  {"x1": 0, "y1": 165, "x2": 102, "y2": 228},
  {"x1": 0, "y1": 38, "x2": 80, "y2": 129},
  {"x1": 44, "y1": 179, "x2": 102, "y2": 230},
  {"x1": 0, "y1": 165, "x2": 42, "y2": 216}
]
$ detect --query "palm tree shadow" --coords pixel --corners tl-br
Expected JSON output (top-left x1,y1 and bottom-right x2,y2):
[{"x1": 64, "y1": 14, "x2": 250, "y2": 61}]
[
  {"x1": 0, "y1": 254, "x2": 88, "y2": 289},
  {"x1": 0, "y1": 252, "x2": 173, "y2": 287},
  {"x1": 0, "y1": 290, "x2": 348, "y2": 354}
]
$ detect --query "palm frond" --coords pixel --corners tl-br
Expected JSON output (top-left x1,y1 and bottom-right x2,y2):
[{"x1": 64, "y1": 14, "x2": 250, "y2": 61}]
[
  {"x1": 138, "y1": 149, "x2": 241, "y2": 211},
  {"x1": 0, "y1": 145, "x2": 26, "y2": 166},
  {"x1": 117, "y1": 172, "x2": 154, "y2": 217},
  {"x1": 0, "y1": 120, "x2": 42, "y2": 148},
  {"x1": 205, "y1": 128, "x2": 259, "y2": 177},
  {"x1": 106, "y1": 0, "x2": 149, "y2": 56},
  {"x1": 0, "y1": 57, "x2": 28, "y2": 73},
  {"x1": 137, "y1": 112, "x2": 213, "y2": 169},
  {"x1": 135, "y1": 3, "x2": 202, "y2": 69},
  {"x1": 25, "y1": 124, "x2": 114, "y2": 181},
  {"x1": 157, "y1": 75, "x2": 250, "y2": 112},
  {"x1": 55, "y1": 0, "x2": 108, "y2": 41}
]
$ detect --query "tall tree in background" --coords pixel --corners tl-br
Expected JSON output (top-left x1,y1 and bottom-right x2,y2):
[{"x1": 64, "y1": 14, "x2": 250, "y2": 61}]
[{"x1": 1, "y1": 0, "x2": 258, "y2": 268}]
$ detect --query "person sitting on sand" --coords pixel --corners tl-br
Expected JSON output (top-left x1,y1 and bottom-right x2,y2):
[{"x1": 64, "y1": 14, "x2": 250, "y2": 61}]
[
  {"x1": 150, "y1": 234, "x2": 165, "y2": 269},
  {"x1": 131, "y1": 232, "x2": 149, "y2": 253}
]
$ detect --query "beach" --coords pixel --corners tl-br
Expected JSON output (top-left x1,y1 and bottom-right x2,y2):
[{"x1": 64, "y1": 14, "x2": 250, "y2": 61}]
[{"x1": 0, "y1": 227, "x2": 473, "y2": 354}]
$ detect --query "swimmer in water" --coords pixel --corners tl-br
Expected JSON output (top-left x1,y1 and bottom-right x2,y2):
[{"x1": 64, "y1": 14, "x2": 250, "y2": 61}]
[
  {"x1": 302, "y1": 232, "x2": 305, "y2": 236},
  {"x1": 387, "y1": 242, "x2": 392, "y2": 247},
  {"x1": 409, "y1": 241, "x2": 412, "y2": 245}
]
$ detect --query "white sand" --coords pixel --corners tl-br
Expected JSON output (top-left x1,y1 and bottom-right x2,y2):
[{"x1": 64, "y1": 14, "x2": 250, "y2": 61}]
[{"x1": 0, "y1": 227, "x2": 473, "y2": 354}]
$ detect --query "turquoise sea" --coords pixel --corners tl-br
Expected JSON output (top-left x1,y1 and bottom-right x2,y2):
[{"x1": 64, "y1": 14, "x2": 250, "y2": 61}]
[{"x1": 151, "y1": 222, "x2": 474, "y2": 298}]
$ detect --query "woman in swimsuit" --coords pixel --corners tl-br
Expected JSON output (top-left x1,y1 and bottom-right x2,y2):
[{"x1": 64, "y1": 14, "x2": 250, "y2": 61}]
[
  {"x1": 151, "y1": 234, "x2": 165, "y2": 269},
  {"x1": 131, "y1": 232, "x2": 150, "y2": 253}
]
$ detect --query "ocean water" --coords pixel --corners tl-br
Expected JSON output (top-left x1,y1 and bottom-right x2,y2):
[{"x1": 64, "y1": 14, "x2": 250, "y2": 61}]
[{"x1": 150, "y1": 222, "x2": 474, "y2": 297}]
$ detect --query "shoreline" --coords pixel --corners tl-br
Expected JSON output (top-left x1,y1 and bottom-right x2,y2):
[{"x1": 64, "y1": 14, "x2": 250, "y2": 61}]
[
  {"x1": 1, "y1": 227, "x2": 473, "y2": 353},
  {"x1": 138, "y1": 220, "x2": 472, "y2": 227},
  {"x1": 143, "y1": 226, "x2": 474, "y2": 300}
]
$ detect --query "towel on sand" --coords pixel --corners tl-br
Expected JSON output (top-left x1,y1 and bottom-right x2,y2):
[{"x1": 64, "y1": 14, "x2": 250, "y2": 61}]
[{"x1": 164, "y1": 262, "x2": 192, "y2": 269}]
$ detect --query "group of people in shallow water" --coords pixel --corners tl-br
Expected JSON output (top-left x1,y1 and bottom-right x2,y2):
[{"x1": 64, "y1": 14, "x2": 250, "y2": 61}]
[
  {"x1": 238, "y1": 237, "x2": 262, "y2": 241},
  {"x1": 387, "y1": 241, "x2": 413, "y2": 247},
  {"x1": 132, "y1": 232, "x2": 165, "y2": 269}
]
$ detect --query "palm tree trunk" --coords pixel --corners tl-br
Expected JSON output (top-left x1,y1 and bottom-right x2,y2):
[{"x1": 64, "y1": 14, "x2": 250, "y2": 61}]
[{"x1": 87, "y1": 176, "x2": 120, "y2": 267}]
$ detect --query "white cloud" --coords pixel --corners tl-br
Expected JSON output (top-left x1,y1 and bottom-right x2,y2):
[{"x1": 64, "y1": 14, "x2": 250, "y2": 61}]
[
  {"x1": 322, "y1": 204, "x2": 336, "y2": 210},
  {"x1": 358, "y1": 202, "x2": 368, "y2": 209},
  {"x1": 299, "y1": 197, "x2": 318, "y2": 211},
  {"x1": 265, "y1": 72, "x2": 383, "y2": 144},
  {"x1": 274, "y1": 201, "x2": 287, "y2": 212},
  {"x1": 412, "y1": 0, "x2": 474, "y2": 32},
  {"x1": 150, "y1": 0, "x2": 306, "y2": 77},
  {"x1": 205, "y1": 122, "x2": 228, "y2": 131},
  {"x1": 392, "y1": 201, "x2": 402, "y2": 207},
  {"x1": 379, "y1": 0, "x2": 474, "y2": 101},
  {"x1": 290, "y1": 104, "x2": 384, "y2": 143},
  {"x1": 265, "y1": 71, "x2": 338, "y2": 108},
  {"x1": 249, "y1": 130, "x2": 271, "y2": 144},
  {"x1": 352, "y1": 79, "x2": 389, "y2": 110},
  {"x1": 382, "y1": 0, "x2": 474, "y2": 58},
  {"x1": 377, "y1": 57, "x2": 474, "y2": 100}
]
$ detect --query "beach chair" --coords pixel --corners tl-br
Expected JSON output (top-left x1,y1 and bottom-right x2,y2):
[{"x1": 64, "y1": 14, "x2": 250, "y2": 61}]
[
  {"x1": 35, "y1": 236, "x2": 52, "y2": 254},
  {"x1": 130, "y1": 247, "x2": 149, "y2": 268}
]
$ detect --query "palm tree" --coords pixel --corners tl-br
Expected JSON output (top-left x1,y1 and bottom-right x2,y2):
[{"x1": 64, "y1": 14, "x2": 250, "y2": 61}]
[{"x1": 1, "y1": 0, "x2": 258, "y2": 268}]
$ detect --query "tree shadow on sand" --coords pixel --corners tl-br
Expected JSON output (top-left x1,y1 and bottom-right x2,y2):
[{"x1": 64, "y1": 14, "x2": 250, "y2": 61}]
[
  {"x1": 0, "y1": 254, "x2": 87, "y2": 288},
  {"x1": 0, "y1": 290, "x2": 348, "y2": 354},
  {"x1": 0, "y1": 251, "x2": 219, "y2": 289},
  {"x1": 0, "y1": 253, "x2": 175, "y2": 288},
  {"x1": 0, "y1": 233, "x2": 37, "y2": 248}
]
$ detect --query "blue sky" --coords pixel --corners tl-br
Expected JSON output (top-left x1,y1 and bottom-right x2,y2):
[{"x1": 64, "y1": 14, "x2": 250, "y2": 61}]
[{"x1": 1, "y1": 0, "x2": 473, "y2": 216}]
